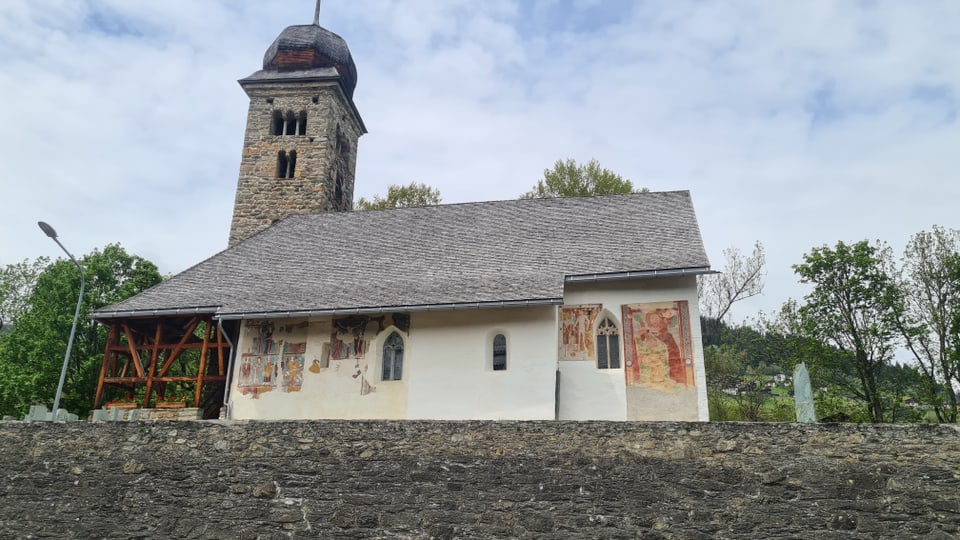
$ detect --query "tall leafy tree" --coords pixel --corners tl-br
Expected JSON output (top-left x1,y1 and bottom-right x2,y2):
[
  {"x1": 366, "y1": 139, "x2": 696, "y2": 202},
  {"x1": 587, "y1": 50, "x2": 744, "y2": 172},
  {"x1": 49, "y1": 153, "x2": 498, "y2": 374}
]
[
  {"x1": 793, "y1": 240, "x2": 899, "y2": 423},
  {"x1": 520, "y1": 158, "x2": 644, "y2": 198},
  {"x1": 0, "y1": 244, "x2": 162, "y2": 417},
  {"x1": 0, "y1": 257, "x2": 50, "y2": 330},
  {"x1": 356, "y1": 182, "x2": 441, "y2": 210},
  {"x1": 893, "y1": 226, "x2": 960, "y2": 422}
]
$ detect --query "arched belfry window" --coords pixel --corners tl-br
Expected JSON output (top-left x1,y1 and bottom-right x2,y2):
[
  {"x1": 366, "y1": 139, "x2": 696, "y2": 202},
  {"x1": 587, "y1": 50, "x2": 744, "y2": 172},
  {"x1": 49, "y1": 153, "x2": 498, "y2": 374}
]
[
  {"x1": 597, "y1": 317, "x2": 620, "y2": 369},
  {"x1": 277, "y1": 150, "x2": 296, "y2": 179},
  {"x1": 271, "y1": 110, "x2": 307, "y2": 136},
  {"x1": 382, "y1": 332, "x2": 404, "y2": 381},
  {"x1": 492, "y1": 334, "x2": 507, "y2": 371},
  {"x1": 272, "y1": 111, "x2": 284, "y2": 136},
  {"x1": 297, "y1": 110, "x2": 307, "y2": 135}
]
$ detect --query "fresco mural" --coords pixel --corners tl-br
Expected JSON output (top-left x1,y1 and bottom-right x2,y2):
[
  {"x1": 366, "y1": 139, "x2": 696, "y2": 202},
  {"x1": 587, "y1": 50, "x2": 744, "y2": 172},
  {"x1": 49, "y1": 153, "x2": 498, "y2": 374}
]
[
  {"x1": 325, "y1": 314, "x2": 409, "y2": 396},
  {"x1": 330, "y1": 316, "x2": 372, "y2": 360},
  {"x1": 238, "y1": 314, "x2": 411, "y2": 401},
  {"x1": 238, "y1": 320, "x2": 308, "y2": 398},
  {"x1": 559, "y1": 305, "x2": 602, "y2": 361},
  {"x1": 621, "y1": 301, "x2": 695, "y2": 390}
]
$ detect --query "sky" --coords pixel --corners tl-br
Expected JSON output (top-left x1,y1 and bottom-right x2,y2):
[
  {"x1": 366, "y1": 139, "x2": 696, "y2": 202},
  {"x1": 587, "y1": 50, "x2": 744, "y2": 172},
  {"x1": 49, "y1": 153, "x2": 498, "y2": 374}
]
[{"x1": 1, "y1": 0, "x2": 958, "y2": 323}]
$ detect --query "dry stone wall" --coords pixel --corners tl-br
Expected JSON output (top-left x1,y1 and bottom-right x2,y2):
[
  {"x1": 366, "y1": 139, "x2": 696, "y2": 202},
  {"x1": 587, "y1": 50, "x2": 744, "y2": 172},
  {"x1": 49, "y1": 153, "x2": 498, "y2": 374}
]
[{"x1": 1, "y1": 420, "x2": 958, "y2": 539}]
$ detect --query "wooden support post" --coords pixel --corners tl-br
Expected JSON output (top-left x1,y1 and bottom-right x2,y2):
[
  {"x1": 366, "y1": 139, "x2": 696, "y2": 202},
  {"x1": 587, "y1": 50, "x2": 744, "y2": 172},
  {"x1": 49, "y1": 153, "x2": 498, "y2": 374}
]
[
  {"x1": 216, "y1": 321, "x2": 226, "y2": 375},
  {"x1": 93, "y1": 324, "x2": 117, "y2": 409},
  {"x1": 143, "y1": 320, "x2": 163, "y2": 408},
  {"x1": 195, "y1": 320, "x2": 212, "y2": 407},
  {"x1": 158, "y1": 316, "x2": 201, "y2": 376},
  {"x1": 122, "y1": 323, "x2": 145, "y2": 377}
]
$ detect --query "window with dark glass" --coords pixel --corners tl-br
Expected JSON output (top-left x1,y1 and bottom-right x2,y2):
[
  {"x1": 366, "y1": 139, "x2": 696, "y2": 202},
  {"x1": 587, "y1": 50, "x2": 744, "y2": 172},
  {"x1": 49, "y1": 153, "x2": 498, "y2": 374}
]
[
  {"x1": 596, "y1": 317, "x2": 620, "y2": 369},
  {"x1": 493, "y1": 334, "x2": 507, "y2": 371},
  {"x1": 382, "y1": 332, "x2": 404, "y2": 381}
]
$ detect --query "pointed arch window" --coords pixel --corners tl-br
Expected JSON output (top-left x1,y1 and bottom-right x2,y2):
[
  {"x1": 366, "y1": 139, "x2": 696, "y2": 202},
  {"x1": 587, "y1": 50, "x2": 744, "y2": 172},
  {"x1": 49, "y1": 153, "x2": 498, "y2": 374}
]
[
  {"x1": 596, "y1": 317, "x2": 620, "y2": 369},
  {"x1": 492, "y1": 334, "x2": 507, "y2": 371},
  {"x1": 382, "y1": 332, "x2": 404, "y2": 381}
]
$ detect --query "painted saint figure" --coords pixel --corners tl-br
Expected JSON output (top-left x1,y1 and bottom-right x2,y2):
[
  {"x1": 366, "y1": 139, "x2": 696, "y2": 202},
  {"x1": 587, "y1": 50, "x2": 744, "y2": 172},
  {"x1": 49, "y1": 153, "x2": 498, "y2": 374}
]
[{"x1": 646, "y1": 310, "x2": 684, "y2": 384}]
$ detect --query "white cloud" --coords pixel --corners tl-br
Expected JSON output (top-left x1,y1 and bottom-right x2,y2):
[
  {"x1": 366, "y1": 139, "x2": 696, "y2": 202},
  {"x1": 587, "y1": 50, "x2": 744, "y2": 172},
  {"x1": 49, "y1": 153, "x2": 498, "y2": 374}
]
[{"x1": 1, "y1": 0, "x2": 958, "y2": 321}]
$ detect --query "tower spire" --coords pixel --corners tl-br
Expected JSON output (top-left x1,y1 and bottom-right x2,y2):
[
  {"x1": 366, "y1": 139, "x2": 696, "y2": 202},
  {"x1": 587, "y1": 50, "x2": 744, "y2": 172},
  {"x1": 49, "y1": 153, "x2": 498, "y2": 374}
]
[{"x1": 313, "y1": 0, "x2": 321, "y2": 25}]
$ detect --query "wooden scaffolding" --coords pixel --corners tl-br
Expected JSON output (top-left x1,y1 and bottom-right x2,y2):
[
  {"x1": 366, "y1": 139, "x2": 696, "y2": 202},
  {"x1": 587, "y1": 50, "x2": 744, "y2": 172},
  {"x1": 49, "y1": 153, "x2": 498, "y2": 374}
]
[{"x1": 93, "y1": 314, "x2": 234, "y2": 416}]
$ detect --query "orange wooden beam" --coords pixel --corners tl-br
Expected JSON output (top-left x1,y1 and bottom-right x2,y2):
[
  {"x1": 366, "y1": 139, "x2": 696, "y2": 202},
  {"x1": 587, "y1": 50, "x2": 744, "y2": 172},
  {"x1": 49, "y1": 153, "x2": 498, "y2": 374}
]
[
  {"x1": 194, "y1": 321, "x2": 212, "y2": 407},
  {"x1": 157, "y1": 316, "x2": 201, "y2": 377},
  {"x1": 93, "y1": 325, "x2": 118, "y2": 409},
  {"x1": 143, "y1": 321, "x2": 163, "y2": 408},
  {"x1": 121, "y1": 323, "x2": 146, "y2": 377}
]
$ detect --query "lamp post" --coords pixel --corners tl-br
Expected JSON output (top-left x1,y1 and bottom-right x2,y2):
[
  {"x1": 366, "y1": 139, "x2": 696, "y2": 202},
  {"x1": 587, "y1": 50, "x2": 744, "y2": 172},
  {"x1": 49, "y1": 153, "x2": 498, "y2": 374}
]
[{"x1": 38, "y1": 221, "x2": 85, "y2": 420}]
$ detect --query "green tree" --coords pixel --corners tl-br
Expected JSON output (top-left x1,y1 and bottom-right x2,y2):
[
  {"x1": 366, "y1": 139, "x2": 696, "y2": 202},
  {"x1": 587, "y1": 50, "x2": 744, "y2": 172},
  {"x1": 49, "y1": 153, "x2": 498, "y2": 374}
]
[
  {"x1": 703, "y1": 344, "x2": 774, "y2": 421},
  {"x1": 520, "y1": 158, "x2": 645, "y2": 199},
  {"x1": 0, "y1": 256, "x2": 50, "y2": 330},
  {"x1": 892, "y1": 226, "x2": 960, "y2": 422},
  {"x1": 793, "y1": 240, "x2": 899, "y2": 423},
  {"x1": 0, "y1": 244, "x2": 162, "y2": 417},
  {"x1": 356, "y1": 182, "x2": 441, "y2": 210}
]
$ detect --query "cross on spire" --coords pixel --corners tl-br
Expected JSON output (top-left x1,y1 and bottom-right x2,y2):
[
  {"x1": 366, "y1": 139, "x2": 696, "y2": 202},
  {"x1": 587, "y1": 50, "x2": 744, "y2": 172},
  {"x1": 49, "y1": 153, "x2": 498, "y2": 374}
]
[{"x1": 313, "y1": 0, "x2": 321, "y2": 25}]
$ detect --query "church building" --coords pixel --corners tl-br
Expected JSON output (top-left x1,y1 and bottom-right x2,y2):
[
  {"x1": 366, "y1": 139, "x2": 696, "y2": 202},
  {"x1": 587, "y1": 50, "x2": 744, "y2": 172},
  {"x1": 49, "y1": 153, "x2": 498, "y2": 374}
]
[{"x1": 91, "y1": 12, "x2": 713, "y2": 422}]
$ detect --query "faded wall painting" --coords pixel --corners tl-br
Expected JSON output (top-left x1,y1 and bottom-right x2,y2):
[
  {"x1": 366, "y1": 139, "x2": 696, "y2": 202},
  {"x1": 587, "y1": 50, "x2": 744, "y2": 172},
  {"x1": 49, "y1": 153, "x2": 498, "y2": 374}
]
[
  {"x1": 321, "y1": 314, "x2": 410, "y2": 396},
  {"x1": 238, "y1": 320, "x2": 308, "y2": 398},
  {"x1": 559, "y1": 305, "x2": 602, "y2": 361},
  {"x1": 621, "y1": 301, "x2": 694, "y2": 390},
  {"x1": 330, "y1": 316, "x2": 374, "y2": 360}
]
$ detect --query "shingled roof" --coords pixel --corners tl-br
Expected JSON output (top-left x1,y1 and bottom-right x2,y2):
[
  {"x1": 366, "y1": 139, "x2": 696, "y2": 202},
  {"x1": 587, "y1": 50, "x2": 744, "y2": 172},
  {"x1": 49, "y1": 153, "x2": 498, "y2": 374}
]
[{"x1": 92, "y1": 191, "x2": 710, "y2": 320}]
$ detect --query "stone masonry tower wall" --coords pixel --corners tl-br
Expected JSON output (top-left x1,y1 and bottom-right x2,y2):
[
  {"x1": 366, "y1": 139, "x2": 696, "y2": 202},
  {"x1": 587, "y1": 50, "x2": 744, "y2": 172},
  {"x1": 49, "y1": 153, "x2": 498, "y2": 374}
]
[{"x1": 228, "y1": 24, "x2": 365, "y2": 247}]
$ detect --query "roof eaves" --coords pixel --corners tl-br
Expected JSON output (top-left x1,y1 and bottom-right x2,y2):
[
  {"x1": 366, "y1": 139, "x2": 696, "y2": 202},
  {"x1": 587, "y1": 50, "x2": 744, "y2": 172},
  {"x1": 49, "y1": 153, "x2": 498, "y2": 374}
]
[
  {"x1": 565, "y1": 266, "x2": 714, "y2": 283},
  {"x1": 90, "y1": 306, "x2": 222, "y2": 321},
  {"x1": 215, "y1": 297, "x2": 564, "y2": 321}
]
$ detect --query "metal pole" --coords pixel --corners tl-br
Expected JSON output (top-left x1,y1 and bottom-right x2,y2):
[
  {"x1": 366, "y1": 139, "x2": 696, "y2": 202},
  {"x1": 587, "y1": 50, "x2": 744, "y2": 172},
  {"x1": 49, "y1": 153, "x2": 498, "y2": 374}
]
[{"x1": 38, "y1": 222, "x2": 85, "y2": 421}]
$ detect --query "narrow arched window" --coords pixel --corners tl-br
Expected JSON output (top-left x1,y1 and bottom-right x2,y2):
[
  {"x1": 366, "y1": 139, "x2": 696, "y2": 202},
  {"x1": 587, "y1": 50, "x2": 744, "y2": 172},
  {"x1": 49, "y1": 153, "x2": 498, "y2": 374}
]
[
  {"x1": 334, "y1": 173, "x2": 344, "y2": 208},
  {"x1": 297, "y1": 110, "x2": 307, "y2": 135},
  {"x1": 596, "y1": 317, "x2": 620, "y2": 369},
  {"x1": 277, "y1": 150, "x2": 296, "y2": 178},
  {"x1": 382, "y1": 332, "x2": 404, "y2": 381},
  {"x1": 272, "y1": 111, "x2": 284, "y2": 136},
  {"x1": 284, "y1": 111, "x2": 296, "y2": 135},
  {"x1": 277, "y1": 151, "x2": 288, "y2": 178},
  {"x1": 492, "y1": 334, "x2": 507, "y2": 371}
]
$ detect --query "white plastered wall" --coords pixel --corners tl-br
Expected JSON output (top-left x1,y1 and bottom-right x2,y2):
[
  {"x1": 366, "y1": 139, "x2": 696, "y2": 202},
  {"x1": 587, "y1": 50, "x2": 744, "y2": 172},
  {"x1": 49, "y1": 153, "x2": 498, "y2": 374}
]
[
  {"x1": 558, "y1": 276, "x2": 708, "y2": 421},
  {"x1": 228, "y1": 306, "x2": 558, "y2": 420},
  {"x1": 406, "y1": 307, "x2": 557, "y2": 420}
]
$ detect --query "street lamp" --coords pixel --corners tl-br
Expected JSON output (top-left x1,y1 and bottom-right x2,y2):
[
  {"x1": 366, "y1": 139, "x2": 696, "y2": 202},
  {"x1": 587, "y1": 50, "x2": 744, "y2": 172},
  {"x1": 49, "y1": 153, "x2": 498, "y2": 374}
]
[{"x1": 38, "y1": 221, "x2": 85, "y2": 420}]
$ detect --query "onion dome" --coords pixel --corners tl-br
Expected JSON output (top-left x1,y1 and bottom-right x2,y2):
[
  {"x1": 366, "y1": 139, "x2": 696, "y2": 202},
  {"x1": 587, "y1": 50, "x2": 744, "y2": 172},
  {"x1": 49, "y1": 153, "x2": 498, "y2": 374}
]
[{"x1": 261, "y1": 24, "x2": 358, "y2": 98}]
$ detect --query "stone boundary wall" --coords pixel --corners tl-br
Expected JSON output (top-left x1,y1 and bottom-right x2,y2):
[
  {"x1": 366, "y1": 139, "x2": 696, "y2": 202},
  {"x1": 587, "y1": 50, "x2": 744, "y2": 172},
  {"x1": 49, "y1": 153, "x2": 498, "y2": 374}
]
[{"x1": 1, "y1": 421, "x2": 958, "y2": 539}]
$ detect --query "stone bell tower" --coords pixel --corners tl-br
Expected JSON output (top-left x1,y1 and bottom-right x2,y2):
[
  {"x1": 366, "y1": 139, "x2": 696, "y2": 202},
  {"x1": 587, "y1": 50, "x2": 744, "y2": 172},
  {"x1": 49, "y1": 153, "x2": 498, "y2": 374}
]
[{"x1": 228, "y1": 13, "x2": 366, "y2": 246}]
